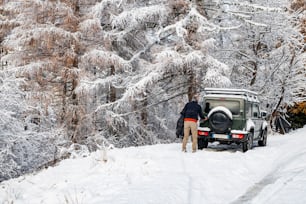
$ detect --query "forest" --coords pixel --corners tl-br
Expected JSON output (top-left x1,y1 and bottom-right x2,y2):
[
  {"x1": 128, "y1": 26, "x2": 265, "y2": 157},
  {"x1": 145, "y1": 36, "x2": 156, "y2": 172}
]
[{"x1": 0, "y1": 0, "x2": 305, "y2": 181}]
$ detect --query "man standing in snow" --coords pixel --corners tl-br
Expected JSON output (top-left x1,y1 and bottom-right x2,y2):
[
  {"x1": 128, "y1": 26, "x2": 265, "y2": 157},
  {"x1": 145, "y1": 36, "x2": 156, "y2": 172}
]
[{"x1": 181, "y1": 94, "x2": 206, "y2": 153}]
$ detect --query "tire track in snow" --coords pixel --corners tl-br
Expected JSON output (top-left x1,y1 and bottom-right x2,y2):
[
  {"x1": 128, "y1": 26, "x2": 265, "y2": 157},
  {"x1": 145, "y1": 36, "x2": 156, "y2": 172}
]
[
  {"x1": 230, "y1": 172, "x2": 277, "y2": 204},
  {"x1": 230, "y1": 150, "x2": 306, "y2": 204},
  {"x1": 180, "y1": 154, "x2": 192, "y2": 204},
  {"x1": 180, "y1": 153, "x2": 199, "y2": 204},
  {"x1": 180, "y1": 153, "x2": 206, "y2": 204}
]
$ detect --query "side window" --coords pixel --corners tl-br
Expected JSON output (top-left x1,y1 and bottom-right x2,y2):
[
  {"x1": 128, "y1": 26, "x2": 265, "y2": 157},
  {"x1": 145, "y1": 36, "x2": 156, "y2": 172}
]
[
  {"x1": 252, "y1": 103, "x2": 259, "y2": 118},
  {"x1": 246, "y1": 102, "x2": 252, "y2": 117}
]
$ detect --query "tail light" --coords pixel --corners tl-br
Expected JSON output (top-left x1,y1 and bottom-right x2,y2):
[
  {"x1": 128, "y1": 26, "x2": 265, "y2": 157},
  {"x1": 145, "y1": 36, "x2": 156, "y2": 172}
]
[
  {"x1": 232, "y1": 133, "x2": 244, "y2": 139},
  {"x1": 198, "y1": 130, "x2": 209, "y2": 136}
]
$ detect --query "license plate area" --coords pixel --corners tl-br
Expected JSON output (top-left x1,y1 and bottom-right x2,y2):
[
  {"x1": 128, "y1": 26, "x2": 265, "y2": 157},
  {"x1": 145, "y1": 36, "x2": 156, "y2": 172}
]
[{"x1": 213, "y1": 134, "x2": 229, "y2": 139}]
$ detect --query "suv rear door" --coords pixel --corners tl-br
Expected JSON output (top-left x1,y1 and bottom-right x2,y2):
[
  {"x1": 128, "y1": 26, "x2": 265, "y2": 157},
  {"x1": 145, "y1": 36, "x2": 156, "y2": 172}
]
[{"x1": 204, "y1": 98, "x2": 245, "y2": 130}]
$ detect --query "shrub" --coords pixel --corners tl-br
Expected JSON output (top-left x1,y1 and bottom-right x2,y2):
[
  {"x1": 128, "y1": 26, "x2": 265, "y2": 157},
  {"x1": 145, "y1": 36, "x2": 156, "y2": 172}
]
[{"x1": 287, "y1": 102, "x2": 306, "y2": 129}]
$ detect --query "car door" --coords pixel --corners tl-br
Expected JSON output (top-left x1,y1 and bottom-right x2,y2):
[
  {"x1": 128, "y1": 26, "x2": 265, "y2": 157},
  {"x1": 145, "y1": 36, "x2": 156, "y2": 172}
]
[{"x1": 251, "y1": 103, "x2": 261, "y2": 138}]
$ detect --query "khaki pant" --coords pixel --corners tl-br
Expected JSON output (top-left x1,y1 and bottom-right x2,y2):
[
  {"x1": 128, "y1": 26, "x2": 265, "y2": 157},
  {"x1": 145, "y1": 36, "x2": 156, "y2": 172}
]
[{"x1": 182, "y1": 121, "x2": 198, "y2": 152}]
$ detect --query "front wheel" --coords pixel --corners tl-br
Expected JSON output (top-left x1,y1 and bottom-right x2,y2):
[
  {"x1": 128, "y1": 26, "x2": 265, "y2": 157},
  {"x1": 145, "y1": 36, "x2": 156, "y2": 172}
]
[
  {"x1": 198, "y1": 138, "x2": 208, "y2": 150},
  {"x1": 258, "y1": 129, "x2": 267, "y2": 146}
]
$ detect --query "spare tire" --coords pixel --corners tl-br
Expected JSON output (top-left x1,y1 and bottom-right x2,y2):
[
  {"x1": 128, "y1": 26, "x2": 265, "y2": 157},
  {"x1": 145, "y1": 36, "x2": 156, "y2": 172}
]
[{"x1": 208, "y1": 107, "x2": 232, "y2": 134}]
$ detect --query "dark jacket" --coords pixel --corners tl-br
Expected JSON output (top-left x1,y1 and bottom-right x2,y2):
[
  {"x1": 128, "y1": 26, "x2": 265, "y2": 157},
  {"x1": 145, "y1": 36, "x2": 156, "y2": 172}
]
[
  {"x1": 176, "y1": 114, "x2": 184, "y2": 138},
  {"x1": 181, "y1": 101, "x2": 205, "y2": 121}
]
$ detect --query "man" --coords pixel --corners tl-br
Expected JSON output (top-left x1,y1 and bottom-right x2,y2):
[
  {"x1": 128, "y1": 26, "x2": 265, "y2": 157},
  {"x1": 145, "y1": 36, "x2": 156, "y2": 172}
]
[
  {"x1": 204, "y1": 102, "x2": 211, "y2": 116},
  {"x1": 181, "y1": 94, "x2": 206, "y2": 152}
]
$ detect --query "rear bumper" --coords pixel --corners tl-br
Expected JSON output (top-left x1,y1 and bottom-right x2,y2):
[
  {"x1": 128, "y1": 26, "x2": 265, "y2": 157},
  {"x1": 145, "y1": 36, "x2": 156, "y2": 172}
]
[{"x1": 198, "y1": 132, "x2": 248, "y2": 143}]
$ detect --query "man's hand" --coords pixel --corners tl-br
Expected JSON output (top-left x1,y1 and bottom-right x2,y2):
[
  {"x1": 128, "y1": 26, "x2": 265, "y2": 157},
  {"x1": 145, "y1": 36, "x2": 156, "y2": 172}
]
[{"x1": 201, "y1": 117, "x2": 208, "y2": 122}]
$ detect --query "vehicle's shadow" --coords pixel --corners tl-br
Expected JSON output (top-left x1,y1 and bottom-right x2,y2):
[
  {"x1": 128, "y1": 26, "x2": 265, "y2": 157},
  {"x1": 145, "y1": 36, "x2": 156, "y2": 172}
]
[{"x1": 203, "y1": 143, "x2": 259, "y2": 153}]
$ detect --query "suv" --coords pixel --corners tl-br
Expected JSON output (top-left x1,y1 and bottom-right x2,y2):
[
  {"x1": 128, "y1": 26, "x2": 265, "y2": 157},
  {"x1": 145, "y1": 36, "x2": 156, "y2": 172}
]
[{"x1": 198, "y1": 88, "x2": 268, "y2": 152}]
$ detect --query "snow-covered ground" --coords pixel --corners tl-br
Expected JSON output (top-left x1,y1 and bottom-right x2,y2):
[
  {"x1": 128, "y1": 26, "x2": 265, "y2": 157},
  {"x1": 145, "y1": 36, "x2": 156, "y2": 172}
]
[{"x1": 1, "y1": 127, "x2": 306, "y2": 204}]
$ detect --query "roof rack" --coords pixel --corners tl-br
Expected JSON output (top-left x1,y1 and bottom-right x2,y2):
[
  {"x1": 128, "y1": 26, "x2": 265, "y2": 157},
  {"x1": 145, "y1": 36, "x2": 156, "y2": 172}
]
[{"x1": 203, "y1": 88, "x2": 259, "y2": 102}]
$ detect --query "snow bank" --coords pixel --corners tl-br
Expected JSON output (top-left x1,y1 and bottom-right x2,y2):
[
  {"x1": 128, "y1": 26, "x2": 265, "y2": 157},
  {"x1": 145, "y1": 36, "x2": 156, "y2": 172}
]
[{"x1": 1, "y1": 128, "x2": 306, "y2": 204}]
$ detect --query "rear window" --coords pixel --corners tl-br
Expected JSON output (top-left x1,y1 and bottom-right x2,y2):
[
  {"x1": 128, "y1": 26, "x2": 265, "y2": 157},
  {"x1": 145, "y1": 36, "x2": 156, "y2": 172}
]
[{"x1": 204, "y1": 99, "x2": 241, "y2": 115}]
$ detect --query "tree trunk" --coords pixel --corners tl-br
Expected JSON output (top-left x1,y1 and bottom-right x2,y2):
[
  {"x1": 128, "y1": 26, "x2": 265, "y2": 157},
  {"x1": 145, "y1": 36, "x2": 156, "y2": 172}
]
[
  {"x1": 141, "y1": 95, "x2": 148, "y2": 126},
  {"x1": 109, "y1": 65, "x2": 116, "y2": 102},
  {"x1": 250, "y1": 61, "x2": 258, "y2": 86},
  {"x1": 187, "y1": 70, "x2": 196, "y2": 101}
]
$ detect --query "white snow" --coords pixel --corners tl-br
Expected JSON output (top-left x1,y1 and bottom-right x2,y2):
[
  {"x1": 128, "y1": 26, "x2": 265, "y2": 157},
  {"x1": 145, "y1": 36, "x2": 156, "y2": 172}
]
[
  {"x1": 1, "y1": 127, "x2": 306, "y2": 204},
  {"x1": 261, "y1": 120, "x2": 268, "y2": 130},
  {"x1": 246, "y1": 118, "x2": 255, "y2": 131}
]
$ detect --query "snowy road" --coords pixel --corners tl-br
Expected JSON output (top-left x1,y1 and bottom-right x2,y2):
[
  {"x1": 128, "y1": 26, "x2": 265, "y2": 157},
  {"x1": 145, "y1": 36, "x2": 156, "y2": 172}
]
[{"x1": 1, "y1": 127, "x2": 306, "y2": 204}]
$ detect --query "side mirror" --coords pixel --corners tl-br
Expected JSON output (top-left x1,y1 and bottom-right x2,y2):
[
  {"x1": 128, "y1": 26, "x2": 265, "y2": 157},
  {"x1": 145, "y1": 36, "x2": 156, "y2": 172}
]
[{"x1": 261, "y1": 111, "x2": 267, "y2": 118}]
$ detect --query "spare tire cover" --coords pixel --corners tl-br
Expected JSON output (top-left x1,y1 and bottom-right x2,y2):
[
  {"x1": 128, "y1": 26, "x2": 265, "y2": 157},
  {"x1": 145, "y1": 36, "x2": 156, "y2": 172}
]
[{"x1": 208, "y1": 107, "x2": 232, "y2": 134}]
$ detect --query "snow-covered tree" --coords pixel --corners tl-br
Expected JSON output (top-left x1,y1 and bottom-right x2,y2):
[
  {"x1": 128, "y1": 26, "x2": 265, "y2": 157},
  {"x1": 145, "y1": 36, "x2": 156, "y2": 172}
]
[
  {"x1": 288, "y1": 0, "x2": 306, "y2": 103},
  {"x1": 72, "y1": 0, "x2": 233, "y2": 147},
  {"x1": 0, "y1": 0, "x2": 81, "y2": 181},
  {"x1": 1, "y1": 0, "x2": 81, "y2": 134},
  {"x1": 202, "y1": 0, "x2": 305, "y2": 113}
]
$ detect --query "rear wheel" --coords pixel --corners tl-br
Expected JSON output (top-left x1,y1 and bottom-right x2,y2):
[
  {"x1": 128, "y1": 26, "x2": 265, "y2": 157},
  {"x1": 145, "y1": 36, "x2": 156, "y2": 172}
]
[
  {"x1": 258, "y1": 129, "x2": 267, "y2": 146},
  {"x1": 242, "y1": 132, "x2": 254, "y2": 152},
  {"x1": 198, "y1": 138, "x2": 208, "y2": 150}
]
